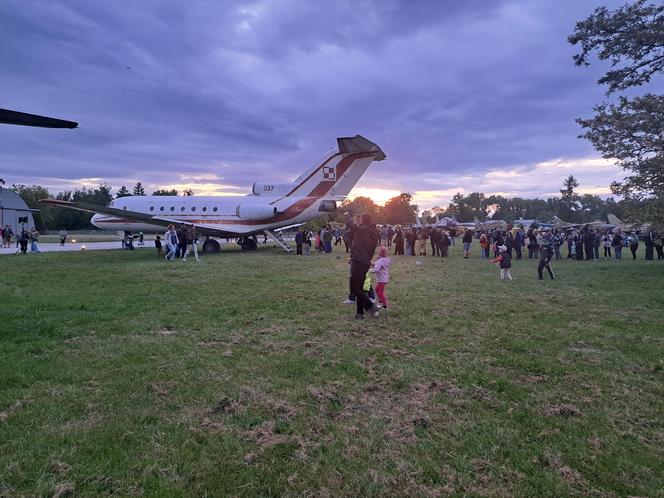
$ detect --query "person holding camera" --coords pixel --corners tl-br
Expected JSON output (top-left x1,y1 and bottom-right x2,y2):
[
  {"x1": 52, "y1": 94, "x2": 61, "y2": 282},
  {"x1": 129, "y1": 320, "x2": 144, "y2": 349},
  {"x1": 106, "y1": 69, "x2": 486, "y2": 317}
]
[{"x1": 29, "y1": 228, "x2": 41, "y2": 253}]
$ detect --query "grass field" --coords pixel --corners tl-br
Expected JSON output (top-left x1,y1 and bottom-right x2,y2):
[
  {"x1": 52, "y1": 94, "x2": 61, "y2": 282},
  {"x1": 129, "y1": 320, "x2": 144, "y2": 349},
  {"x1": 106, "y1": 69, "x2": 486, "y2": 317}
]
[{"x1": 1, "y1": 243, "x2": 663, "y2": 497}]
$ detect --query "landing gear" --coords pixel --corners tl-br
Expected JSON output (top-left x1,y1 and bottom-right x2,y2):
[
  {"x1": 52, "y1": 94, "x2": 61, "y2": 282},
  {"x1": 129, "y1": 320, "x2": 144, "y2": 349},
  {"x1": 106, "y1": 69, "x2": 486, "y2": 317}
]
[{"x1": 202, "y1": 238, "x2": 220, "y2": 254}]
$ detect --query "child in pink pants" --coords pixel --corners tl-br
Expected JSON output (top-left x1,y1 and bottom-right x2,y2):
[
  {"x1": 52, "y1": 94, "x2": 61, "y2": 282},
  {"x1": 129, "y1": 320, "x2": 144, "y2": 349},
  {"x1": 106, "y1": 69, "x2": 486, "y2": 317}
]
[{"x1": 371, "y1": 246, "x2": 392, "y2": 309}]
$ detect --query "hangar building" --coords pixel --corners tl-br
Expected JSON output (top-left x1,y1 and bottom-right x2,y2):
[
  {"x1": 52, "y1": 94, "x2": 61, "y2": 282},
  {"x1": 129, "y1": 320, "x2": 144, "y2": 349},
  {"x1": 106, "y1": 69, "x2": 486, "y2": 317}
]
[{"x1": 0, "y1": 188, "x2": 37, "y2": 232}]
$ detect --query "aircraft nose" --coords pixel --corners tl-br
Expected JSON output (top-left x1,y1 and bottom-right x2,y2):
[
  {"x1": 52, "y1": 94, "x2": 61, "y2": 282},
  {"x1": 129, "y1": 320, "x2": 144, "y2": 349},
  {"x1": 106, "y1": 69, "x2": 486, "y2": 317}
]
[{"x1": 90, "y1": 213, "x2": 104, "y2": 229}]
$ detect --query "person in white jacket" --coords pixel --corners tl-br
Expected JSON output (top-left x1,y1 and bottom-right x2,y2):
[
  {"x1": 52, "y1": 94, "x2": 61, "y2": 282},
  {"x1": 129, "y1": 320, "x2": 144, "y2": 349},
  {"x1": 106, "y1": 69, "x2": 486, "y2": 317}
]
[
  {"x1": 370, "y1": 246, "x2": 392, "y2": 310},
  {"x1": 164, "y1": 225, "x2": 179, "y2": 261}
]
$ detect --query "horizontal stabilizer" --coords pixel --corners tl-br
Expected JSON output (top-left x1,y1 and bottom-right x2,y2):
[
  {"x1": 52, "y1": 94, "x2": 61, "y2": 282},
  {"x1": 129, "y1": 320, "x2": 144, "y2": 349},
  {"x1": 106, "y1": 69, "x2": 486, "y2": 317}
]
[{"x1": 337, "y1": 135, "x2": 386, "y2": 161}]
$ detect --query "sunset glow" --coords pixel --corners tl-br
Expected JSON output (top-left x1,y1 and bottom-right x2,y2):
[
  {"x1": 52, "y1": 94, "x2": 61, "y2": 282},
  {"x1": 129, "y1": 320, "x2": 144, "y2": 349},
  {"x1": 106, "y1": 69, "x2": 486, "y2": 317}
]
[{"x1": 348, "y1": 187, "x2": 402, "y2": 205}]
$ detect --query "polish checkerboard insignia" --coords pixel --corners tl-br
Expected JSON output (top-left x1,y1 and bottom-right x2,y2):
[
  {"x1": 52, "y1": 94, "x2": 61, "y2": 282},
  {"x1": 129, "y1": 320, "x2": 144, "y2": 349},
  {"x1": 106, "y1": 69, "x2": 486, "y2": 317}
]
[{"x1": 322, "y1": 166, "x2": 336, "y2": 181}]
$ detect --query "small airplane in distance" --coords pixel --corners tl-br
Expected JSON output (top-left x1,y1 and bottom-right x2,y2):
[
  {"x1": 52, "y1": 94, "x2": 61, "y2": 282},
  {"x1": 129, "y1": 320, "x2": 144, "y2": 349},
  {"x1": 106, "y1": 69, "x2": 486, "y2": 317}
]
[
  {"x1": 42, "y1": 135, "x2": 386, "y2": 253},
  {"x1": 606, "y1": 213, "x2": 651, "y2": 233},
  {"x1": 551, "y1": 216, "x2": 615, "y2": 231},
  {"x1": 433, "y1": 215, "x2": 460, "y2": 228},
  {"x1": 474, "y1": 217, "x2": 508, "y2": 232},
  {"x1": 513, "y1": 218, "x2": 553, "y2": 229}
]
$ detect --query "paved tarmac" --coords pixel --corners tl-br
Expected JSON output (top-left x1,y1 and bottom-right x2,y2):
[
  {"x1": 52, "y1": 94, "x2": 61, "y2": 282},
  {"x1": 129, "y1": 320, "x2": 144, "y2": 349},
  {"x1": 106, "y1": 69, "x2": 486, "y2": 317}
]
[{"x1": 0, "y1": 241, "x2": 140, "y2": 255}]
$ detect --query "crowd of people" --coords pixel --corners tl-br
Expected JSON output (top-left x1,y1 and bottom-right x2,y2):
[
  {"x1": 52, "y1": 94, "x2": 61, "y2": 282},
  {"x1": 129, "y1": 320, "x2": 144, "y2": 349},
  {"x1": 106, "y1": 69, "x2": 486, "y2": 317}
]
[
  {"x1": 1, "y1": 224, "x2": 41, "y2": 254},
  {"x1": 160, "y1": 224, "x2": 202, "y2": 262},
  {"x1": 304, "y1": 219, "x2": 664, "y2": 320},
  {"x1": 299, "y1": 222, "x2": 664, "y2": 262}
]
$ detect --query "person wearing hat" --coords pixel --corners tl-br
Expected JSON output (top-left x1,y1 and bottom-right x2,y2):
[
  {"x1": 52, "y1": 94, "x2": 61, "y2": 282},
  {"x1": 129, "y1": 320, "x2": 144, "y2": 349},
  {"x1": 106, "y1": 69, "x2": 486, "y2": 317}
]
[{"x1": 490, "y1": 245, "x2": 512, "y2": 280}]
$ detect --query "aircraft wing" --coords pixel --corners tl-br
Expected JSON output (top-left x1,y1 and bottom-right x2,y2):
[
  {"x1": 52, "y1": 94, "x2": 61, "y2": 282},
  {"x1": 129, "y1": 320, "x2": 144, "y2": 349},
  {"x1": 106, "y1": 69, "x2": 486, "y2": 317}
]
[
  {"x1": 0, "y1": 108, "x2": 78, "y2": 128},
  {"x1": 40, "y1": 199, "x2": 239, "y2": 237},
  {"x1": 42, "y1": 199, "x2": 161, "y2": 221}
]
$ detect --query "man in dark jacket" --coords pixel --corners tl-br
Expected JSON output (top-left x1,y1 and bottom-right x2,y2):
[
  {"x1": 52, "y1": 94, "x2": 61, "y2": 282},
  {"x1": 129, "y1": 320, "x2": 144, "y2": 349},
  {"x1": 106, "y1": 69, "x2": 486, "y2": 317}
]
[
  {"x1": 538, "y1": 231, "x2": 556, "y2": 280},
  {"x1": 177, "y1": 225, "x2": 189, "y2": 258},
  {"x1": 583, "y1": 228, "x2": 594, "y2": 260},
  {"x1": 294, "y1": 228, "x2": 304, "y2": 255},
  {"x1": 346, "y1": 213, "x2": 379, "y2": 319}
]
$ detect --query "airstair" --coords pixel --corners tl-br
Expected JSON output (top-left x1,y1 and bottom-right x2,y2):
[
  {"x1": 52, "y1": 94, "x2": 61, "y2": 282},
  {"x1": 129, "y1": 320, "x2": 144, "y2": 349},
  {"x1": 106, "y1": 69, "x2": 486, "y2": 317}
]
[{"x1": 264, "y1": 229, "x2": 292, "y2": 252}]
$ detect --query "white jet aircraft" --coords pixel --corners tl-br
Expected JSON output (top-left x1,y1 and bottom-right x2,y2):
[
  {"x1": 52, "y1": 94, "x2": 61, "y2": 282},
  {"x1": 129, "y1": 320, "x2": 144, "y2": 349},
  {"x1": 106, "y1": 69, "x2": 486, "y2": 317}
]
[{"x1": 42, "y1": 135, "x2": 386, "y2": 253}]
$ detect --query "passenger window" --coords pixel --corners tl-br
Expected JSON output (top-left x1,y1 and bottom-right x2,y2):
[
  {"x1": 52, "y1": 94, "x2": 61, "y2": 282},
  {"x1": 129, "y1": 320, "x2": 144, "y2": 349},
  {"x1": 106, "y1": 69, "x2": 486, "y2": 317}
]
[
  {"x1": 149, "y1": 206, "x2": 154, "y2": 211},
  {"x1": 213, "y1": 207, "x2": 218, "y2": 212},
  {"x1": 181, "y1": 206, "x2": 185, "y2": 211},
  {"x1": 160, "y1": 207, "x2": 164, "y2": 211},
  {"x1": 202, "y1": 207, "x2": 207, "y2": 212},
  {"x1": 191, "y1": 206, "x2": 196, "y2": 212},
  {"x1": 170, "y1": 206, "x2": 175, "y2": 211}
]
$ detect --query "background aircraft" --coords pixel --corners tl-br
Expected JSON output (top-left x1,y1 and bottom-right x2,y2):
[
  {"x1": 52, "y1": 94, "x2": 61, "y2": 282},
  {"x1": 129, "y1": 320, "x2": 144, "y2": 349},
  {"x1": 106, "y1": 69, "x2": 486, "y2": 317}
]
[
  {"x1": 551, "y1": 216, "x2": 615, "y2": 231},
  {"x1": 606, "y1": 214, "x2": 651, "y2": 233},
  {"x1": 513, "y1": 218, "x2": 553, "y2": 229},
  {"x1": 474, "y1": 218, "x2": 507, "y2": 232},
  {"x1": 43, "y1": 135, "x2": 386, "y2": 253}
]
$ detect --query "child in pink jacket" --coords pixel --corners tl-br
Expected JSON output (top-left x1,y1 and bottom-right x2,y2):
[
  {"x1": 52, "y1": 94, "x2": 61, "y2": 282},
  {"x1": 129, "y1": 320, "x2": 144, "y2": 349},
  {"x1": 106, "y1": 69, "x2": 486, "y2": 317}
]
[{"x1": 371, "y1": 246, "x2": 392, "y2": 309}]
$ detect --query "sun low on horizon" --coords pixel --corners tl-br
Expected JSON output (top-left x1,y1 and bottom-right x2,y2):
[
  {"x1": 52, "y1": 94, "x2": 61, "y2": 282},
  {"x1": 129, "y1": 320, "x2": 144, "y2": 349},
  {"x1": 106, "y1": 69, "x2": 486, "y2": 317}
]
[{"x1": 347, "y1": 187, "x2": 402, "y2": 206}]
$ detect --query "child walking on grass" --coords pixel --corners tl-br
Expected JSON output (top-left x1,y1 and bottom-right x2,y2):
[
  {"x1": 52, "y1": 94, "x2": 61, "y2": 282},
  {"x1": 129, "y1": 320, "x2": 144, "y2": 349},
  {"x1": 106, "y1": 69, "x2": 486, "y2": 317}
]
[
  {"x1": 371, "y1": 246, "x2": 392, "y2": 309},
  {"x1": 491, "y1": 244, "x2": 512, "y2": 281}
]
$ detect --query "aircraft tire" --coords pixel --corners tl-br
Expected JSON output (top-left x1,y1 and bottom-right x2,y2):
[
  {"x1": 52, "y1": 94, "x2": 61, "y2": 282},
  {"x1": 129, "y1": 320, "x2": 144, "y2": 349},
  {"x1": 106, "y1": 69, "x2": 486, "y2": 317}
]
[{"x1": 202, "y1": 239, "x2": 221, "y2": 254}]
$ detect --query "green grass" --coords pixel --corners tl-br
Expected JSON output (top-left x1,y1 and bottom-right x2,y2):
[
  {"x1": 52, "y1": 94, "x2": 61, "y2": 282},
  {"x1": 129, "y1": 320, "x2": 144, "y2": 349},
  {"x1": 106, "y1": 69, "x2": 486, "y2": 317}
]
[{"x1": 1, "y1": 244, "x2": 663, "y2": 497}]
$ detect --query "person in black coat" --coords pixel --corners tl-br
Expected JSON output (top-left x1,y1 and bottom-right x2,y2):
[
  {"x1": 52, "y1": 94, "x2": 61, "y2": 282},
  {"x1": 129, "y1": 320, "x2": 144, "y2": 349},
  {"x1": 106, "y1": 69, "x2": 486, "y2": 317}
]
[
  {"x1": 393, "y1": 227, "x2": 404, "y2": 255},
  {"x1": 294, "y1": 228, "x2": 304, "y2": 255},
  {"x1": 346, "y1": 213, "x2": 379, "y2": 319},
  {"x1": 583, "y1": 228, "x2": 595, "y2": 260}
]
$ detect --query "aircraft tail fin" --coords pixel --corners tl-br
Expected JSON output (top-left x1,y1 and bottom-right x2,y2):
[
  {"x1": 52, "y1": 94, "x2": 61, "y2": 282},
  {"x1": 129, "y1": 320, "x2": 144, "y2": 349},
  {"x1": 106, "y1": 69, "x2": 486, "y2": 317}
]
[
  {"x1": 607, "y1": 213, "x2": 623, "y2": 226},
  {"x1": 285, "y1": 135, "x2": 385, "y2": 200}
]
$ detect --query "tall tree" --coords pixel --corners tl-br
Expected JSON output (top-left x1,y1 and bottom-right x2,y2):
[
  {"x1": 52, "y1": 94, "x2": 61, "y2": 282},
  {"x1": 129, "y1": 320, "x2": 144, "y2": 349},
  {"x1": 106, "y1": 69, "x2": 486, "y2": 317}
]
[
  {"x1": 446, "y1": 192, "x2": 488, "y2": 222},
  {"x1": 9, "y1": 184, "x2": 53, "y2": 230},
  {"x1": 133, "y1": 182, "x2": 145, "y2": 196},
  {"x1": 559, "y1": 175, "x2": 580, "y2": 221},
  {"x1": 569, "y1": 0, "x2": 664, "y2": 229},
  {"x1": 338, "y1": 196, "x2": 382, "y2": 223},
  {"x1": 182, "y1": 189, "x2": 194, "y2": 196},
  {"x1": 116, "y1": 186, "x2": 131, "y2": 198},
  {"x1": 381, "y1": 193, "x2": 418, "y2": 225}
]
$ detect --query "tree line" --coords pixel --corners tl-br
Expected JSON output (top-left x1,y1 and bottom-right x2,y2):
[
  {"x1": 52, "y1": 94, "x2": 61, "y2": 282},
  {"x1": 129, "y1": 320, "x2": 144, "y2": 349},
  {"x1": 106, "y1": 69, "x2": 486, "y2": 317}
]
[{"x1": 7, "y1": 173, "x2": 649, "y2": 232}]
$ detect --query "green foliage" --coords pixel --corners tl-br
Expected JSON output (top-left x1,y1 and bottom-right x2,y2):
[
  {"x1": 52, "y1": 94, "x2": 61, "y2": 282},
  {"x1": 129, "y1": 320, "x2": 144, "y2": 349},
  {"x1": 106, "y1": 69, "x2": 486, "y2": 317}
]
[
  {"x1": 381, "y1": 193, "x2": 418, "y2": 224},
  {"x1": 9, "y1": 184, "x2": 53, "y2": 231},
  {"x1": 338, "y1": 196, "x2": 383, "y2": 223},
  {"x1": 132, "y1": 182, "x2": 145, "y2": 196},
  {"x1": 578, "y1": 94, "x2": 664, "y2": 199},
  {"x1": 53, "y1": 185, "x2": 113, "y2": 230},
  {"x1": 570, "y1": 0, "x2": 664, "y2": 230},
  {"x1": 152, "y1": 189, "x2": 179, "y2": 196},
  {"x1": 568, "y1": 0, "x2": 664, "y2": 94},
  {"x1": 116, "y1": 186, "x2": 131, "y2": 198}
]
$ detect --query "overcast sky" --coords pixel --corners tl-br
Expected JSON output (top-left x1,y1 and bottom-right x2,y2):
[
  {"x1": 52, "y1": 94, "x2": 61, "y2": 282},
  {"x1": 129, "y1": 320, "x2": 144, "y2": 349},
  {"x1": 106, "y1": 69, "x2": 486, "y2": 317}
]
[{"x1": 0, "y1": 0, "x2": 633, "y2": 208}]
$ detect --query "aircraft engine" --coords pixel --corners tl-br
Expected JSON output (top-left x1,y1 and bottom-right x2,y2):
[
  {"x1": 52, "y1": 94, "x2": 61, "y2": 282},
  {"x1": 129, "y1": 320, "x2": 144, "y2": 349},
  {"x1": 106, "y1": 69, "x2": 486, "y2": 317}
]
[
  {"x1": 236, "y1": 204, "x2": 278, "y2": 220},
  {"x1": 252, "y1": 182, "x2": 296, "y2": 196},
  {"x1": 318, "y1": 200, "x2": 337, "y2": 212}
]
